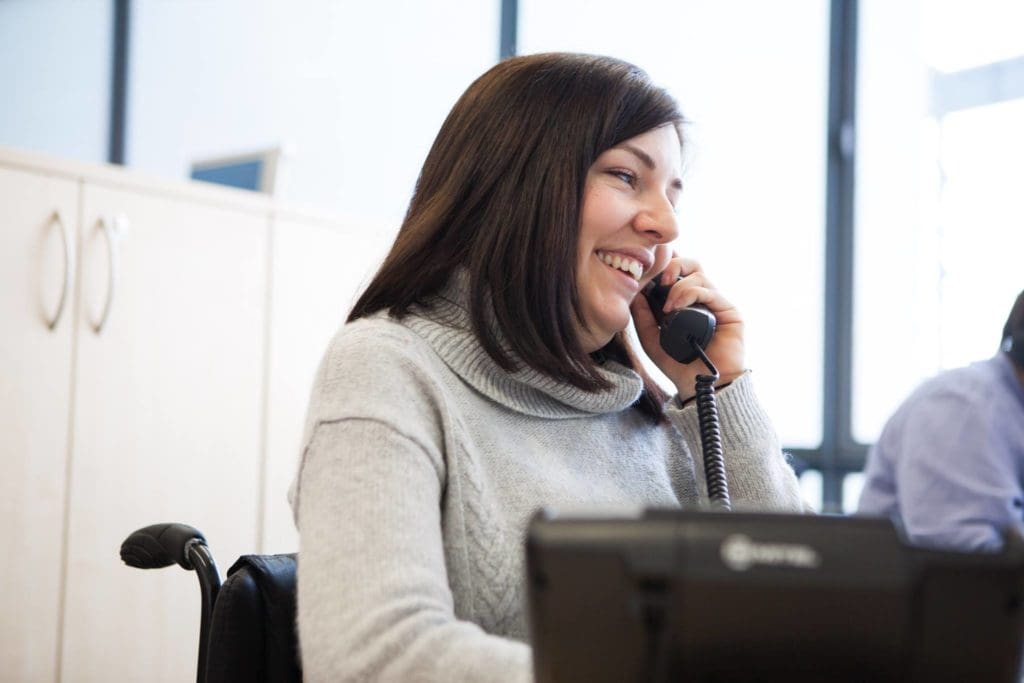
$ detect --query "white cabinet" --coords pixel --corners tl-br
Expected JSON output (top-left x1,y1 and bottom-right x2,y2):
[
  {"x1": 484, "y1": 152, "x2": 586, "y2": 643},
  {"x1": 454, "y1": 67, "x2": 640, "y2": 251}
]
[
  {"x1": 59, "y1": 181, "x2": 270, "y2": 682},
  {"x1": 0, "y1": 147, "x2": 390, "y2": 682},
  {"x1": 0, "y1": 165, "x2": 78, "y2": 683}
]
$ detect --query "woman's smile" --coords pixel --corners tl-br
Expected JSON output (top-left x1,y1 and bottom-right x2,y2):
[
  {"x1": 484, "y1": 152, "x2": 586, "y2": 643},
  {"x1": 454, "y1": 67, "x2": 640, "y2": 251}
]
[{"x1": 595, "y1": 249, "x2": 648, "y2": 281}]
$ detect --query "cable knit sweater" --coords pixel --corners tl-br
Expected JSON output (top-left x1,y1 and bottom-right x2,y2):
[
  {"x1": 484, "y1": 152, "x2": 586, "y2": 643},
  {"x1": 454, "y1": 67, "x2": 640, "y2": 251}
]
[{"x1": 289, "y1": 275, "x2": 804, "y2": 682}]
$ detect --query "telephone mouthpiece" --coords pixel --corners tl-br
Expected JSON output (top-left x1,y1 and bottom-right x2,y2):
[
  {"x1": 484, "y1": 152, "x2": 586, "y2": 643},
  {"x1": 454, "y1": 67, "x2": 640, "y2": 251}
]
[{"x1": 660, "y1": 306, "x2": 716, "y2": 364}]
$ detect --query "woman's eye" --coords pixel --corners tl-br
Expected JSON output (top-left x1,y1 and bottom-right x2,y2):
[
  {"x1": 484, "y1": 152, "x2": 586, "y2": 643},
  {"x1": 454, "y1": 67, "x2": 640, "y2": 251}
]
[{"x1": 609, "y1": 170, "x2": 637, "y2": 187}]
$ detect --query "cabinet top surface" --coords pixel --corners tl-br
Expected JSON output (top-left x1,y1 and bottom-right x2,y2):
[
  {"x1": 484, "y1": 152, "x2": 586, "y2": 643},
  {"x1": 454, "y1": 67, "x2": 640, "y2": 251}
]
[{"x1": 0, "y1": 144, "x2": 274, "y2": 215}]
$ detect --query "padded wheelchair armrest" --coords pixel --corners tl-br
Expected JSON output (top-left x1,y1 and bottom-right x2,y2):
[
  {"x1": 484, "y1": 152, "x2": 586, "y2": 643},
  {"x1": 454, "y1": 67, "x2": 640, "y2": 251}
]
[{"x1": 205, "y1": 553, "x2": 301, "y2": 683}]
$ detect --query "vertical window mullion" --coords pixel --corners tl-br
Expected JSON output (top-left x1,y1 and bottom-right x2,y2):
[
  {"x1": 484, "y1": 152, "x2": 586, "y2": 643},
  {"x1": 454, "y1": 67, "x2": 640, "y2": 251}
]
[
  {"x1": 500, "y1": 0, "x2": 518, "y2": 59},
  {"x1": 822, "y1": 0, "x2": 858, "y2": 512},
  {"x1": 108, "y1": 0, "x2": 130, "y2": 165}
]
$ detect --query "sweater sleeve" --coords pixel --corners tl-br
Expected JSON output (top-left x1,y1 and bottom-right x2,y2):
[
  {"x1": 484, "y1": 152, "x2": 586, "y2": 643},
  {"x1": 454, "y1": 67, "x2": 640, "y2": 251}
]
[
  {"x1": 295, "y1": 418, "x2": 532, "y2": 682},
  {"x1": 665, "y1": 371, "x2": 805, "y2": 512}
]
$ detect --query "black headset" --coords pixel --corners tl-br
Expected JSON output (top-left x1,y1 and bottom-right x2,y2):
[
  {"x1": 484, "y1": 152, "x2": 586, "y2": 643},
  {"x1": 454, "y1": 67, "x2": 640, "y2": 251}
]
[{"x1": 1003, "y1": 290, "x2": 1024, "y2": 368}]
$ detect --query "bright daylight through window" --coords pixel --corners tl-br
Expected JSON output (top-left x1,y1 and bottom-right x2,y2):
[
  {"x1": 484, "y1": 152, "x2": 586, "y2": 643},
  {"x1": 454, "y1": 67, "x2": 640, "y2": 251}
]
[{"x1": 853, "y1": 0, "x2": 1024, "y2": 445}]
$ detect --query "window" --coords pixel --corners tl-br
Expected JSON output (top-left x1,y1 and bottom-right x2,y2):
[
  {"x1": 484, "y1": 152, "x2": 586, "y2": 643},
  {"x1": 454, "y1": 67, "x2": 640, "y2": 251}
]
[
  {"x1": 0, "y1": 0, "x2": 113, "y2": 163},
  {"x1": 853, "y1": 0, "x2": 1024, "y2": 445},
  {"x1": 520, "y1": 0, "x2": 831, "y2": 448}
]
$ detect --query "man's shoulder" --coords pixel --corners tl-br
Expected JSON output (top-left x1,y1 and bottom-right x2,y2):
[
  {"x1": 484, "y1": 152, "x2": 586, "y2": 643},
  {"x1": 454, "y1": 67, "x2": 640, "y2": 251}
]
[
  {"x1": 886, "y1": 359, "x2": 1004, "y2": 434},
  {"x1": 909, "y1": 360, "x2": 995, "y2": 403}
]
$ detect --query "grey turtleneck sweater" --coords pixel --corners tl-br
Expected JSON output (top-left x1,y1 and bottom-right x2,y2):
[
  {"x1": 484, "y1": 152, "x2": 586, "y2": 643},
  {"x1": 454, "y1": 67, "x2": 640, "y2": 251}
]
[{"x1": 290, "y1": 277, "x2": 804, "y2": 682}]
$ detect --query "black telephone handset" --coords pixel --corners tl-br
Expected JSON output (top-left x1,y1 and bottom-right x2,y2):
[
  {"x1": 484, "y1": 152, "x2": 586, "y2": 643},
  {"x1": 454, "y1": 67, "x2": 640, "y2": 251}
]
[
  {"x1": 642, "y1": 277, "x2": 731, "y2": 511},
  {"x1": 640, "y1": 280, "x2": 716, "y2": 364}
]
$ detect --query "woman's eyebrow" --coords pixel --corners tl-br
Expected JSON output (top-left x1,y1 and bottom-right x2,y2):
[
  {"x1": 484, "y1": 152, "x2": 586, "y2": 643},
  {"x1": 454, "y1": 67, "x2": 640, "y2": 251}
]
[{"x1": 619, "y1": 144, "x2": 656, "y2": 169}]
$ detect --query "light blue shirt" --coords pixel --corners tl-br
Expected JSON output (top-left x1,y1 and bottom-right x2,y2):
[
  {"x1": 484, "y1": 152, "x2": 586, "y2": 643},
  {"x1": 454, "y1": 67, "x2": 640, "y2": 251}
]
[{"x1": 858, "y1": 353, "x2": 1024, "y2": 551}]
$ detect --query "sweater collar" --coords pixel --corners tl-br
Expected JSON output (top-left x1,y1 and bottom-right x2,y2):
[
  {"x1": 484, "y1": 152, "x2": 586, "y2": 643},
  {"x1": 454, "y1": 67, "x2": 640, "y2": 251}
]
[{"x1": 401, "y1": 270, "x2": 643, "y2": 418}]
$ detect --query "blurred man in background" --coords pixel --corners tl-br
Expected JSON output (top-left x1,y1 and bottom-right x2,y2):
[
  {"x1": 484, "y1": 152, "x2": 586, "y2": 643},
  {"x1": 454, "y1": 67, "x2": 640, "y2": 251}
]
[{"x1": 858, "y1": 289, "x2": 1024, "y2": 551}]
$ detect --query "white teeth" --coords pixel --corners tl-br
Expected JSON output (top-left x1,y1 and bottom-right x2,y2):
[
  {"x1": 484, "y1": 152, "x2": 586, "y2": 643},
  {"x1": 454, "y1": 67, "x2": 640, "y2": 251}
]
[{"x1": 597, "y1": 251, "x2": 643, "y2": 281}]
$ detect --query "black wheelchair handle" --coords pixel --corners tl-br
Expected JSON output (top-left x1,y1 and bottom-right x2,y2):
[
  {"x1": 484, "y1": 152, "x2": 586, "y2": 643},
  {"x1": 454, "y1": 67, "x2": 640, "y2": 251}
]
[{"x1": 120, "y1": 522, "x2": 208, "y2": 570}]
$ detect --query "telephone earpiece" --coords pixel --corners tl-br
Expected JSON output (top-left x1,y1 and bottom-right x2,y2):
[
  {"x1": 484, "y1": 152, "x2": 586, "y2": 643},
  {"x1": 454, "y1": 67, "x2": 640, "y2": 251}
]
[{"x1": 642, "y1": 279, "x2": 716, "y2": 365}]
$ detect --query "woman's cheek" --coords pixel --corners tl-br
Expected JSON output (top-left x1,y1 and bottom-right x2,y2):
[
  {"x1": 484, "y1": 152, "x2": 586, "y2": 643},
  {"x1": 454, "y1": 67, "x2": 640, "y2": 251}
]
[{"x1": 651, "y1": 244, "x2": 673, "y2": 277}]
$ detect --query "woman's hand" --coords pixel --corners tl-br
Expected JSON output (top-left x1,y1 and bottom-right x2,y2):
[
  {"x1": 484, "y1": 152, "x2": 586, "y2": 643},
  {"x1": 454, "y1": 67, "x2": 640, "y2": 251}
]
[{"x1": 630, "y1": 256, "x2": 745, "y2": 402}]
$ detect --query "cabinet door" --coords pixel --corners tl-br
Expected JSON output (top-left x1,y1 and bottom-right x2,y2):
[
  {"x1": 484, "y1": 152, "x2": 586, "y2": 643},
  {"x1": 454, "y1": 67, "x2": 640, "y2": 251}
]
[
  {"x1": 262, "y1": 214, "x2": 393, "y2": 552},
  {"x1": 61, "y1": 183, "x2": 269, "y2": 683},
  {"x1": 0, "y1": 166, "x2": 78, "y2": 683}
]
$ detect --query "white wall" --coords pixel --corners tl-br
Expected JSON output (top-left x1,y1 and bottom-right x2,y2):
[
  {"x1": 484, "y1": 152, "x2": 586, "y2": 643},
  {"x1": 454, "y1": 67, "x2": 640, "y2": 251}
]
[
  {"x1": 0, "y1": 0, "x2": 112, "y2": 163},
  {"x1": 127, "y1": 0, "x2": 500, "y2": 228}
]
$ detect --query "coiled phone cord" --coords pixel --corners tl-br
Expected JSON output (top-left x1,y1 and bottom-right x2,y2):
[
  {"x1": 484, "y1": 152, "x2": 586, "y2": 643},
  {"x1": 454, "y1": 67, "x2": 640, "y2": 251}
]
[{"x1": 691, "y1": 342, "x2": 731, "y2": 511}]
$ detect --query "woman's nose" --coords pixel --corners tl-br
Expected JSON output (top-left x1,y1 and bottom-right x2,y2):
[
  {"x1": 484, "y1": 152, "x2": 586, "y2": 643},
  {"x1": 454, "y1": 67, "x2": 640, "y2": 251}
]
[{"x1": 633, "y1": 199, "x2": 679, "y2": 244}]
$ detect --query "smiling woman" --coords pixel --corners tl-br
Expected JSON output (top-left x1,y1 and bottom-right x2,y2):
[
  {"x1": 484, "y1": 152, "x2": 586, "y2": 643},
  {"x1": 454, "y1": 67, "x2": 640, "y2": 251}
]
[
  {"x1": 290, "y1": 52, "x2": 805, "y2": 682},
  {"x1": 346, "y1": 53, "x2": 692, "y2": 414}
]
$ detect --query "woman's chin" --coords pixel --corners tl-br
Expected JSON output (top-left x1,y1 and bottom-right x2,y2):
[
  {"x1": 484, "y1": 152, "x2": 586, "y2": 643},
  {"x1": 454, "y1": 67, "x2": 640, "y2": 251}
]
[{"x1": 582, "y1": 316, "x2": 630, "y2": 352}]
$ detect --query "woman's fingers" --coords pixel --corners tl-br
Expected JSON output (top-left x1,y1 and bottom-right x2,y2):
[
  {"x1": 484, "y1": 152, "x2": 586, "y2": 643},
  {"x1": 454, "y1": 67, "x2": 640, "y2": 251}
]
[
  {"x1": 634, "y1": 254, "x2": 747, "y2": 393},
  {"x1": 666, "y1": 283, "x2": 714, "y2": 310},
  {"x1": 659, "y1": 256, "x2": 704, "y2": 285},
  {"x1": 655, "y1": 261, "x2": 742, "y2": 326}
]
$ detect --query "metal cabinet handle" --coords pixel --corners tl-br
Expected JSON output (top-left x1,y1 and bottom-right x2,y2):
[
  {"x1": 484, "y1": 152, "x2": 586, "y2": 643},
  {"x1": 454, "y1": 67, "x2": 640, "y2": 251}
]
[
  {"x1": 45, "y1": 210, "x2": 72, "y2": 331},
  {"x1": 92, "y1": 216, "x2": 119, "y2": 334}
]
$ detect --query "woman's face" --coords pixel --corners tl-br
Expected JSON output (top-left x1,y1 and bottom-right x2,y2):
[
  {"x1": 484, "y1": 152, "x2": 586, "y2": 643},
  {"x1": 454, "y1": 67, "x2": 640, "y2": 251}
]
[{"x1": 576, "y1": 124, "x2": 682, "y2": 352}]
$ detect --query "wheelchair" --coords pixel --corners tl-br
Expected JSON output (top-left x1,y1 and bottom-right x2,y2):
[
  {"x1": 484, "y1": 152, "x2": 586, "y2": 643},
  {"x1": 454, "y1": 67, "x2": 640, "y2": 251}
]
[{"x1": 120, "y1": 523, "x2": 302, "y2": 683}]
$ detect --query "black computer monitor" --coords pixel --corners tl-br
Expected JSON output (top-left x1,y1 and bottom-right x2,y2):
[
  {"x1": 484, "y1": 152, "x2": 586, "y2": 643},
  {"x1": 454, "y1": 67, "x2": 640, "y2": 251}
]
[{"x1": 526, "y1": 509, "x2": 1024, "y2": 683}]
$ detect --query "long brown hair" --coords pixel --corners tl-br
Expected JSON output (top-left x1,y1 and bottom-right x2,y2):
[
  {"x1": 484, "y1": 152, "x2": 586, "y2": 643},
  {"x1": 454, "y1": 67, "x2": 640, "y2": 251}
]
[{"x1": 349, "y1": 53, "x2": 685, "y2": 420}]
